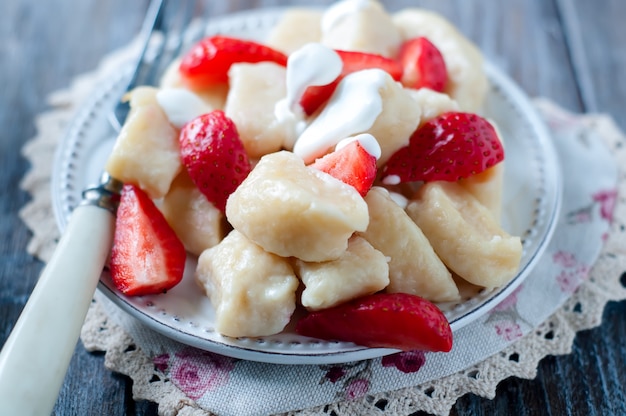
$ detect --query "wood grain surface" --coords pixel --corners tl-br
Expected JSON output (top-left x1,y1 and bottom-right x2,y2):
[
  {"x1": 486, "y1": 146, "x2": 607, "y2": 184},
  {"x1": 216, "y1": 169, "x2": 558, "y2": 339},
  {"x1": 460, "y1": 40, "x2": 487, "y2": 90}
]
[{"x1": 1, "y1": 0, "x2": 625, "y2": 415}]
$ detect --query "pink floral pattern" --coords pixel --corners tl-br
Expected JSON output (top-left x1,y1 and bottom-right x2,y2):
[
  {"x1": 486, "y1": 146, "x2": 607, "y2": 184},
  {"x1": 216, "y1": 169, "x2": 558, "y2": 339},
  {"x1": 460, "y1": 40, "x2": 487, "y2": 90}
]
[
  {"x1": 381, "y1": 350, "x2": 426, "y2": 374},
  {"x1": 485, "y1": 285, "x2": 529, "y2": 340},
  {"x1": 153, "y1": 353, "x2": 169, "y2": 373},
  {"x1": 323, "y1": 365, "x2": 346, "y2": 383},
  {"x1": 553, "y1": 251, "x2": 590, "y2": 294},
  {"x1": 553, "y1": 251, "x2": 578, "y2": 268},
  {"x1": 593, "y1": 189, "x2": 617, "y2": 222},
  {"x1": 567, "y1": 188, "x2": 617, "y2": 225},
  {"x1": 316, "y1": 350, "x2": 428, "y2": 401},
  {"x1": 319, "y1": 360, "x2": 372, "y2": 400},
  {"x1": 153, "y1": 347, "x2": 237, "y2": 400},
  {"x1": 345, "y1": 378, "x2": 370, "y2": 400},
  {"x1": 494, "y1": 321, "x2": 523, "y2": 341}
]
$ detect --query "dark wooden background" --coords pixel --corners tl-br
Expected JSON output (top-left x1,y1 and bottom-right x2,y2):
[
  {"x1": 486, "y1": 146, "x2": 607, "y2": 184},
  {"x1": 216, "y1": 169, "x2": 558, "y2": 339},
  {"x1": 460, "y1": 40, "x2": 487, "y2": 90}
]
[{"x1": 1, "y1": 0, "x2": 625, "y2": 415}]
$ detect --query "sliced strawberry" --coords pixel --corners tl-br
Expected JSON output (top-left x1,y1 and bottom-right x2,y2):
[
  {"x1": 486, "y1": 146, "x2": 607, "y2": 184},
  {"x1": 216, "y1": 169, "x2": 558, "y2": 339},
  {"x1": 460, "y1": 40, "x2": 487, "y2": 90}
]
[
  {"x1": 299, "y1": 81, "x2": 340, "y2": 117},
  {"x1": 300, "y1": 50, "x2": 403, "y2": 115},
  {"x1": 310, "y1": 139, "x2": 377, "y2": 197},
  {"x1": 296, "y1": 292, "x2": 453, "y2": 352},
  {"x1": 399, "y1": 37, "x2": 447, "y2": 92},
  {"x1": 109, "y1": 184, "x2": 186, "y2": 296},
  {"x1": 179, "y1": 110, "x2": 251, "y2": 212},
  {"x1": 382, "y1": 112, "x2": 504, "y2": 183},
  {"x1": 179, "y1": 35, "x2": 288, "y2": 89}
]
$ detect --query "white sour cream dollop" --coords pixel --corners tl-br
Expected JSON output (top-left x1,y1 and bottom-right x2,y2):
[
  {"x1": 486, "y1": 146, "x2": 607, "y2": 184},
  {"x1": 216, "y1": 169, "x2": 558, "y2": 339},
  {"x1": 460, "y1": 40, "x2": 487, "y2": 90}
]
[
  {"x1": 274, "y1": 43, "x2": 344, "y2": 147},
  {"x1": 293, "y1": 68, "x2": 388, "y2": 163}
]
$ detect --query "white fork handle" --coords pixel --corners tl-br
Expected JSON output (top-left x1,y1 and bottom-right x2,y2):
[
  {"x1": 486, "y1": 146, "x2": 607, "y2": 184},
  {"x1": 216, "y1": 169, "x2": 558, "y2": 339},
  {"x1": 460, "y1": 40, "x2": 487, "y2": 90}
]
[{"x1": 0, "y1": 204, "x2": 115, "y2": 416}]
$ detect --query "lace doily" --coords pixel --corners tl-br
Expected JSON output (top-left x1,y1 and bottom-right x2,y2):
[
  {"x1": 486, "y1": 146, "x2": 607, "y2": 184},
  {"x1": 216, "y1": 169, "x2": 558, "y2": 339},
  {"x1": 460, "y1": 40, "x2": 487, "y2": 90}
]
[{"x1": 19, "y1": 41, "x2": 626, "y2": 416}]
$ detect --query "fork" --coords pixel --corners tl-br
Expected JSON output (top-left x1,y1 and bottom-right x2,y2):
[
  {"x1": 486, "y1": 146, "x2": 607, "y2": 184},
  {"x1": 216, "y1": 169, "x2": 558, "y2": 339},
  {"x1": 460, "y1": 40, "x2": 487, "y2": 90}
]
[
  {"x1": 109, "y1": 0, "x2": 196, "y2": 132},
  {"x1": 0, "y1": 2, "x2": 194, "y2": 414}
]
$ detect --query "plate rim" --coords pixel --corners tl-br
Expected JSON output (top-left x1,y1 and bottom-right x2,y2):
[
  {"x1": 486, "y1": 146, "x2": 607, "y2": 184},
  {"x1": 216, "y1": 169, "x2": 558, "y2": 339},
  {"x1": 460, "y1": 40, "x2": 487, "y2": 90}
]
[{"x1": 51, "y1": 9, "x2": 563, "y2": 365}]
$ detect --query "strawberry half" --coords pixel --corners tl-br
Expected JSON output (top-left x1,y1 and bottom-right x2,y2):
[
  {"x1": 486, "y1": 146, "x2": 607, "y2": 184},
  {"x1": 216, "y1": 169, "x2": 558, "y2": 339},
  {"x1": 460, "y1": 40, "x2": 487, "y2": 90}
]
[
  {"x1": 179, "y1": 110, "x2": 251, "y2": 212},
  {"x1": 296, "y1": 292, "x2": 453, "y2": 352},
  {"x1": 399, "y1": 37, "x2": 447, "y2": 92},
  {"x1": 109, "y1": 184, "x2": 186, "y2": 296},
  {"x1": 179, "y1": 35, "x2": 288, "y2": 89},
  {"x1": 300, "y1": 50, "x2": 403, "y2": 115},
  {"x1": 382, "y1": 112, "x2": 504, "y2": 183},
  {"x1": 310, "y1": 139, "x2": 377, "y2": 197}
]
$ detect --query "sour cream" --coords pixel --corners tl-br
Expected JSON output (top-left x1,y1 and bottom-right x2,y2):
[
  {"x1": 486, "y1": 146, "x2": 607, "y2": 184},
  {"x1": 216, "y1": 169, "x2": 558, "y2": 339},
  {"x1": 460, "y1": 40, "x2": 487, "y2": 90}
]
[
  {"x1": 274, "y1": 43, "x2": 343, "y2": 147},
  {"x1": 293, "y1": 68, "x2": 388, "y2": 163},
  {"x1": 283, "y1": 43, "x2": 343, "y2": 113},
  {"x1": 336, "y1": 133, "x2": 381, "y2": 160}
]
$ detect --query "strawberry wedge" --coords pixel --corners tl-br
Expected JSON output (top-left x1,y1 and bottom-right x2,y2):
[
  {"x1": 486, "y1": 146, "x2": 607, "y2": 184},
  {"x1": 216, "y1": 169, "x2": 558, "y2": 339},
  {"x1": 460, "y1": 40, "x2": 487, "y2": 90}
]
[
  {"x1": 310, "y1": 138, "x2": 378, "y2": 197},
  {"x1": 296, "y1": 292, "x2": 453, "y2": 352},
  {"x1": 179, "y1": 110, "x2": 251, "y2": 212},
  {"x1": 399, "y1": 36, "x2": 448, "y2": 91},
  {"x1": 110, "y1": 184, "x2": 186, "y2": 296},
  {"x1": 382, "y1": 112, "x2": 504, "y2": 184},
  {"x1": 300, "y1": 50, "x2": 403, "y2": 115},
  {"x1": 179, "y1": 35, "x2": 288, "y2": 89}
]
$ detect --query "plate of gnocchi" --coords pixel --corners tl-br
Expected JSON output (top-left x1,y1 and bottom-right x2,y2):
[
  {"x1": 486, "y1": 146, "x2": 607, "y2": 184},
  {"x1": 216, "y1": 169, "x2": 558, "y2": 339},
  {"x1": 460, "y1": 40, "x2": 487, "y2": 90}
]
[{"x1": 52, "y1": 1, "x2": 561, "y2": 364}]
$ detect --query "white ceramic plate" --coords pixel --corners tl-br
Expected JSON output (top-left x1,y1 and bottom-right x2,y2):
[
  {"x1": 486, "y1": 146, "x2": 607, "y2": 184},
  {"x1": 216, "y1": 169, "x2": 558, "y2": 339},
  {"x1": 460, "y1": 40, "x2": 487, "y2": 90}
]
[{"x1": 52, "y1": 8, "x2": 562, "y2": 365}]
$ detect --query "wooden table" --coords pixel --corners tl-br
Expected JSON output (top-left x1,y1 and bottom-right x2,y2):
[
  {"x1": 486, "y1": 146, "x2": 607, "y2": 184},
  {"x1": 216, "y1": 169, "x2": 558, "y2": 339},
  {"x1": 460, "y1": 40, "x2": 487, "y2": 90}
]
[{"x1": 1, "y1": 0, "x2": 625, "y2": 414}]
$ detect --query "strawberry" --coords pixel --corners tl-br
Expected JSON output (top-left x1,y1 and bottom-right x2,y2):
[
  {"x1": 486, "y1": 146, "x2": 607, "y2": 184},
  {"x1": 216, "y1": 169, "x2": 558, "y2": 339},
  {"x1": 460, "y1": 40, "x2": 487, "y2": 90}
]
[
  {"x1": 300, "y1": 50, "x2": 403, "y2": 115},
  {"x1": 310, "y1": 139, "x2": 377, "y2": 197},
  {"x1": 296, "y1": 292, "x2": 453, "y2": 352},
  {"x1": 109, "y1": 184, "x2": 186, "y2": 296},
  {"x1": 179, "y1": 35, "x2": 288, "y2": 89},
  {"x1": 399, "y1": 37, "x2": 447, "y2": 92},
  {"x1": 179, "y1": 110, "x2": 251, "y2": 212},
  {"x1": 382, "y1": 112, "x2": 504, "y2": 183}
]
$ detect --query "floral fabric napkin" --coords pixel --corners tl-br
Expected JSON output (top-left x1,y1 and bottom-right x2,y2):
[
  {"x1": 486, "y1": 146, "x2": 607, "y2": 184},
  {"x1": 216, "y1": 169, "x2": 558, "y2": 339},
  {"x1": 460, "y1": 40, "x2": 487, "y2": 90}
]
[{"x1": 83, "y1": 99, "x2": 622, "y2": 416}]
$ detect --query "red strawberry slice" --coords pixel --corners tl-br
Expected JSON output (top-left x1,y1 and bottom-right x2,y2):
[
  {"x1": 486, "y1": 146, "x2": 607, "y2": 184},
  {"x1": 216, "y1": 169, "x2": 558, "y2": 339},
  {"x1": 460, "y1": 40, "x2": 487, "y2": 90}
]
[
  {"x1": 382, "y1": 112, "x2": 504, "y2": 183},
  {"x1": 310, "y1": 139, "x2": 377, "y2": 197},
  {"x1": 110, "y1": 184, "x2": 186, "y2": 296},
  {"x1": 179, "y1": 110, "x2": 251, "y2": 212},
  {"x1": 296, "y1": 292, "x2": 453, "y2": 352},
  {"x1": 399, "y1": 37, "x2": 447, "y2": 92},
  {"x1": 179, "y1": 35, "x2": 288, "y2": 89},
  {"x1": 300, "y1": 50, "x2": 403, "y2": 115}
]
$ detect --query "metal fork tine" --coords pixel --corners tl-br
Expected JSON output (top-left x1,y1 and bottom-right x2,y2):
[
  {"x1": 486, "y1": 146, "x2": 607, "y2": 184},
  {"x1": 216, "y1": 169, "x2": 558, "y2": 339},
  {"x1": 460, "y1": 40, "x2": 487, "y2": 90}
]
[
  {"x1": 109, "y1": 0, "x2": 164, "y2": 131},
  {"x1": 126, "y1": 0, "x2": 166, "y2": 88},
  {"x1": 110, "y1": 1, "x2": 198, "y2": 133},
  {"x1": 147, "y1": 0, "x2": 196, "y2": 88}
]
